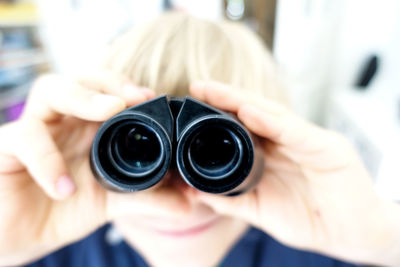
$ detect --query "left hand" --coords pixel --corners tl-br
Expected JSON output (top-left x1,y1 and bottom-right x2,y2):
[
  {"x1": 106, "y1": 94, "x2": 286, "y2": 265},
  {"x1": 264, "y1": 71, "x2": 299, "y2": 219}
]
[{"x1": 188, "y1": 81, "x2": 400, "y2": 266}]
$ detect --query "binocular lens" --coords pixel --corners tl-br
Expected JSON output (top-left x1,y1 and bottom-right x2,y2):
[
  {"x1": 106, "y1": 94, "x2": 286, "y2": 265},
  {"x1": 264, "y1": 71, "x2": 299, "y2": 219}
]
[
  {"x1": 91, "y1": 96, "x2": 261, "y2": 194},
  {"x1": 110, "y1": 122, "x2": 163, "y2": 177},
  {"x1": 188, "y1": 126, "x2": 242, "y2": 179}
]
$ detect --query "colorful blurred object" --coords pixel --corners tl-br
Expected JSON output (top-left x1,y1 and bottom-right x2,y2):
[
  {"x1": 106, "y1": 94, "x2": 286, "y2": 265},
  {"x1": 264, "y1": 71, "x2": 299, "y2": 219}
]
[
  {"x1": 0, "y1": 0, "x2": 47, "y2": 124},
  {"x1": 4, "y1": 100, "x2": 24, "y2": 121}
]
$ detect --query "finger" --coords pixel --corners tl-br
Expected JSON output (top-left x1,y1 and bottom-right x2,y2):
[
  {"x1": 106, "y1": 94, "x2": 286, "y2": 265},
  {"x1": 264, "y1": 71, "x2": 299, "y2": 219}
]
[
  {"x1": 238, "y1": 105, "x2": 317, "y2": 147},
  {"x1": 11, "y1": 120, "x2": 75, "y2": 199},
  {"x1": 77, "y1": 70, "x2": 154, "y2": 105},
  {"x1": 238, "y1": 105, "x2": 358, "y2": 169},
  {"x1": 0, "y1": 123, "x2": 24, "y2": 173},
  {"x1": 190, "y1": 81, "x2": 288, "y2": 115},
  {"x1": 24, "y1": 74, "x2": 127, "y2": 122},
  {"x1": 138, "y1": 87, "x2": 156, "y2": 100},
  {"x1": 190, "y1": 81, "x2": 349, "y2": 166},
  {"x1": 190, "y1": 81, "x2": 302, "y2": 146}
]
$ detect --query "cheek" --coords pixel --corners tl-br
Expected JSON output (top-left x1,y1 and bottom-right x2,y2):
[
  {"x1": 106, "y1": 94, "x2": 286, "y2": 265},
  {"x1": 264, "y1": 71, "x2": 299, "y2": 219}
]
[
  {"x1": 113, "y1": 216, "x2": 249, "y2": 266},
  {"x1": 116, "y1": 202, "x2": 217, "y2": 230}
]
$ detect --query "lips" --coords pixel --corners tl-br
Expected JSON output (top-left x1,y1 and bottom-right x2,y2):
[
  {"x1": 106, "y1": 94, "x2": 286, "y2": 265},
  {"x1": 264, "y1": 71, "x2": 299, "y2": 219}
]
[{"x1": 151, "y1": 216, "x2": 222, "y2": 238}]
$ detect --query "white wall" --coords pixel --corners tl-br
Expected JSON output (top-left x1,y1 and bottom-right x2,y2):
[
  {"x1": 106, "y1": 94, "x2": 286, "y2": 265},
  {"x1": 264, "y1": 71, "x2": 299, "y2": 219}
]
[
  {"x1": 330, "y1": 0, "x2": 400, "y2": 90},
  {"x1": 274, "y1": 0, "x2": 400, "y2": 120},
  {"x1": 274, "y1": 0, "x2": 400, "y2": 199}
]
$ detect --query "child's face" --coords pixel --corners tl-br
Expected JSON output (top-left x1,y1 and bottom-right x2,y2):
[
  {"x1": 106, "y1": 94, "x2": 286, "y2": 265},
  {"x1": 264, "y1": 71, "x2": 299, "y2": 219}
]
[{"x1": 113, "y1": 171, "x2": 249, "y2": 267}]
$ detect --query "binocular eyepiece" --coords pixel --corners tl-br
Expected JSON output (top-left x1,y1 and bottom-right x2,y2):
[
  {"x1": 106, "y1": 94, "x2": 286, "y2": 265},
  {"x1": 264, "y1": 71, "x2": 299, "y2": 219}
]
[{"x1": 90, "y1": 96, "x2": 264, "y2": 195}]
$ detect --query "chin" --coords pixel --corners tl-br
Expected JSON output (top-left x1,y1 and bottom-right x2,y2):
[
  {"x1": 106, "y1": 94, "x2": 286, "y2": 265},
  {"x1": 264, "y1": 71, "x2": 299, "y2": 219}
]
[{"x1": 113, "y1": 213, "x2": 249, "y2": 267}]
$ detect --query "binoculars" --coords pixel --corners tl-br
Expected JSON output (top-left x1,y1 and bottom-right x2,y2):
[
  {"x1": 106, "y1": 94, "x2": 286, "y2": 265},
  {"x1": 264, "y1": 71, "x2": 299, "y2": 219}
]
[{"x1": 90, "y1": 96, "x2": 264, "y2": 195}]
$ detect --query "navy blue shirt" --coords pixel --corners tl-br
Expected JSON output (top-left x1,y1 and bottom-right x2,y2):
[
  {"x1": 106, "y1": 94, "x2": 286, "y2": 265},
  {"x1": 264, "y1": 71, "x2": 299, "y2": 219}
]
[{"x1": 26, "y1": 225, "x2": 359, "y2": 267}]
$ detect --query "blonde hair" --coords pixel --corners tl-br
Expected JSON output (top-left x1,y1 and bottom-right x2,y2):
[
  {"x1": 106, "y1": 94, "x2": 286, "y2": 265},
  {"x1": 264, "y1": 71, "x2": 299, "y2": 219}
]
[{"x1": 105, "y1": 12, "x2": 284, "y2": 101}]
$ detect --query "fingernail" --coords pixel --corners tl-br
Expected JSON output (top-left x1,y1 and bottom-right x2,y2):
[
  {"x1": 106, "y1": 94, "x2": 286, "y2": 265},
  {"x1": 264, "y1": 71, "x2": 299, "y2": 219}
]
[
  {"x1": 122, "y1": 84, "x2": 143, "y2": 99},
  {"x1": 138, "y1": 88, "x2": 156, "y2": 99},
  {"x1": 56, "y1": 175, "x2": 76, "y2": 197}
]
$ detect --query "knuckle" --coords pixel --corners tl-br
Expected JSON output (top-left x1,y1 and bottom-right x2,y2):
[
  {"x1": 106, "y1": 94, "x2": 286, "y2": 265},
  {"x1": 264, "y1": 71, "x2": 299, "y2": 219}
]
[
  {"x1": 326, "y1": 131, "x2": 358, "y2": 158},
  {"x1": 108, "y1": 71, "x2": 129, "y2": 84},
  {"x1": 78, "y1": 70, "x2": 128, "y2": 90}
]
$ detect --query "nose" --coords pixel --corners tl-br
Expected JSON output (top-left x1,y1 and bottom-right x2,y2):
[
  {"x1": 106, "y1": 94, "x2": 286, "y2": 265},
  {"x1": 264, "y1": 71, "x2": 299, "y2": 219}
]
[
  {"x1": 161, "y1": 168, "x2": 191, "y2": 192},
  {"x1": 159, "y1": 169, "x2": 207, "y2": 211}
]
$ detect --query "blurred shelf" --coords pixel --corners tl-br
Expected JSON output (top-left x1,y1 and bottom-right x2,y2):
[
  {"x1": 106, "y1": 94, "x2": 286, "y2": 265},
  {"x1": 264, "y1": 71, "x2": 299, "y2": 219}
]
[
  {"x1": 0, "y1": 20, "x2": 38, "y2": 28},
  {"x1": 0, "y1": 48, "x2": 47, "y2": 71},
  {"x1": 0, "y1": 2, "x2": 41, "y2": 124},
  {"x1": 0, "y1": 82, "x2": 30, "y2": 110}
]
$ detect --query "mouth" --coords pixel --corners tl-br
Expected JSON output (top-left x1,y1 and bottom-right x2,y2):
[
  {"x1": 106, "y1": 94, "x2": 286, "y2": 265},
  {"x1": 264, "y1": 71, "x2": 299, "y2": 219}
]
[{"x1": 152, "y1": 216, "x2": 222, "y2": 238}]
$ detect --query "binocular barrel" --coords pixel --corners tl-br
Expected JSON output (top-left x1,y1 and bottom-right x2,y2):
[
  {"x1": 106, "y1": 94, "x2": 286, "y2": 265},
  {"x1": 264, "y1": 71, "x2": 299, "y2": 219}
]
[{"x1": 90, "y1": 96, "x2": 264, "y2": 195}]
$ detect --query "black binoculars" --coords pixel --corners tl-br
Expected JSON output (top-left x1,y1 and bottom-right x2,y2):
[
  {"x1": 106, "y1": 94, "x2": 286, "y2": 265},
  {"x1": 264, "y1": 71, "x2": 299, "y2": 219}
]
[{"x1": 90, "y1": 96, "x2": 264, "y2": 195}]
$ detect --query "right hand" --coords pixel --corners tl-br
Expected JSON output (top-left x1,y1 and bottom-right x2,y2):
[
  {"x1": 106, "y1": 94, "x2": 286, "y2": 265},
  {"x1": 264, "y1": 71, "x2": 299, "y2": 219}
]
[{"x1": 0, "y1": 72, "x2": 190, "y2": 266}]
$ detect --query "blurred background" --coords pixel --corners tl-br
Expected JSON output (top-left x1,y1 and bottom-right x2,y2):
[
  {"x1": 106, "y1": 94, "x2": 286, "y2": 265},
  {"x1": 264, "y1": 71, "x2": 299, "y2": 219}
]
[{"x1": 1, "y1": 0, "x2": 399, "y2": 199}]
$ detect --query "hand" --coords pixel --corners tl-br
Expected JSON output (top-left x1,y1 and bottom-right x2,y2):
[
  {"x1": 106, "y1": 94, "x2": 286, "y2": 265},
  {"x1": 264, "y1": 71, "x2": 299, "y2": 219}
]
[
  {"x1": 189, "y1": 81, "x2": 400, "y2": 266},
  {"x1": 0, "y1": 72, "x2": 190, "y2": 266}
]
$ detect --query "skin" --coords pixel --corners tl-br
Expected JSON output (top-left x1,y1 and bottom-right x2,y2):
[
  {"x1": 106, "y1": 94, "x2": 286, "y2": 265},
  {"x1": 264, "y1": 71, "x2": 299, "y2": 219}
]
[
  {"x1": 114, "y1": 203, "x2": 249, "y2": 267},
  {"x1": 0, "y1": 72, "x2": 191, "y2": 266},
  {"x1": 0, "y1": 74, "x2": 399, "y2": 266},
  {"x1": 188, "y1": 81, "x2": 400, "y2": 266}
]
